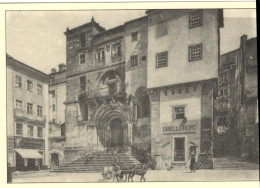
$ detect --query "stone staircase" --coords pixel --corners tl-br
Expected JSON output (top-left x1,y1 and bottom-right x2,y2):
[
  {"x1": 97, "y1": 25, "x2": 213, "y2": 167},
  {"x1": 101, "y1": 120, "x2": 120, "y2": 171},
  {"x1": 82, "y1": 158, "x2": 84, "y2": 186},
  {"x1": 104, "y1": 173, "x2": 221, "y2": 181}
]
[
  {"x1": 213, "y1": 157, "x2": 259, "y2": 170},
  {"x1": 213, "y1": 129, "x2": 239, "y2": 158},
  {"x1": 51, "y1": 150, "x2": 139, "y2": 173}
]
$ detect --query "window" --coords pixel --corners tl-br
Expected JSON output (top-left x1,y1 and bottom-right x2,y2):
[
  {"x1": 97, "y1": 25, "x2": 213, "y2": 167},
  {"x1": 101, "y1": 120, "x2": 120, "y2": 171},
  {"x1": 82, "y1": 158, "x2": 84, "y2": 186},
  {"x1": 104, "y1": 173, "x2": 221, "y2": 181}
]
[
  {"x1": 164, "y1": 90, "x2": 167, "y2": 96},
  {"x1": 16, "y1": 123, "x2": 23, "y2": 136},
  {"x1": 27, "y1": 80, "x2": 33, "y2": 92},
  {"x1": 156, "y1": 51, "x2": 168, "y2": 68},
  {"x1": 80, "y1": 32, "x2": 86, "y2": 48},
  {"x1": 112, "y1": 43, "x2": 121, "y2": 57},
  {"x1": 96, "y1": 48, "x2": 105, "y2": 64},
  {"x1": 173, "y1": 106, "x2": 185, "y2": 120},
  {"x1": 38, "y1": 127, "x2": 43, "y2": 138},
  {"x1": 189, "y1": 44, "x2": 202, "y2": 62},
  {"x1": 37, "y1": 84, "x2": 43, "y2": 95},
  {"x1": 130, "y1": 55, "x2": 138, "y2": 67},
  {"x1": 193, "y1": 86, "x2": 196, "y2": 92},
  {"x1": 172, "y1": 89, "x2": 174, "y2": 95},
  {"x1": 186, "y1": 88, "x2": 189, "y2": 93},
  {"x1": 219, "y1": 89, "x2": 223, "y2": 96},
  {"x1": 80, "y1": 76, "x2": 86, "y2": 91},
  {"x1": 189, "y1": 10, "x2": 203, "y2": 29},
  {"x1": 15, "y1": 75, "x2": 22, "y2": 88},
  {"x1": 79, "y1": 53, "x2": 86, "y2": 65},
  {"x1": 37, "y1": 106, "x2": 43, "y2": 117},
  {"x1": 27, "y1": 125, "x2": 34, "y2": 137},
  {"x1": 51, "y1": 90, "x2": 55, "y2": 98},
  {"x1": 179, "y1": 88, "x2": 182, "y2": 94},
  {"x1": 131, "y1": 31, "x2": 138, "y2": 42},
  {"x1": 15, "y1": 99, "x2": 23, "y2": 109},
  {"x1": 108, "y1": 83, "x2": 117, "y2": 96},
  {"x1": 156, "y1": 22, "x2": 168, "y2": 38},
  {"x1": 52, "y1": 104, "x2": 56, "y2": 112},
  {"x1": 27, "y1": 103, "x2": 33, "y2": 115}
]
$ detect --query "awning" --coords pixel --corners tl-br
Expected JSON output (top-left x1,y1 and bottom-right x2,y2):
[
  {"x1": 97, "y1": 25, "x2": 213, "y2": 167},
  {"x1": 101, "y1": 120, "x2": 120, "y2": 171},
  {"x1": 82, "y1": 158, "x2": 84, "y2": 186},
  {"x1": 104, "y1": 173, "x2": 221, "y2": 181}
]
[{"x1": 15, "y1": 149, "x2": 43, "y2": 159}]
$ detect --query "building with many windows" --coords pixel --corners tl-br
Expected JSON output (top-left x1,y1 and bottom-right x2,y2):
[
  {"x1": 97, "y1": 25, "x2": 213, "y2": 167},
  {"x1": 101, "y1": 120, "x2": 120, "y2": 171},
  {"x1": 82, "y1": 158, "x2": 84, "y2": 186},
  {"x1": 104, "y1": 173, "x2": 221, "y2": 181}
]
[
  {"x1": 6, "y1": 54, "x2": 50, "y2": 171},
  {"x1": 48, "y1": 64, "x2": 67, "y2": 168},
  {"x1": 146, "y1": 9, "x2": 223, "y2": 169}
]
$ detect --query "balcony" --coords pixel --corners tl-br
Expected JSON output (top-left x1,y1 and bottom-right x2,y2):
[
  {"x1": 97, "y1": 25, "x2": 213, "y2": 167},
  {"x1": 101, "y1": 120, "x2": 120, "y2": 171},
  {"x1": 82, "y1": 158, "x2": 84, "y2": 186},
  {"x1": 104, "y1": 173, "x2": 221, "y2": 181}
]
[
  {"x1": 14, "y1": 109, "x2": 45, "y2": 123},
  {"x1": 80, "y1": 82, "x2": 126, "y2": 100}
]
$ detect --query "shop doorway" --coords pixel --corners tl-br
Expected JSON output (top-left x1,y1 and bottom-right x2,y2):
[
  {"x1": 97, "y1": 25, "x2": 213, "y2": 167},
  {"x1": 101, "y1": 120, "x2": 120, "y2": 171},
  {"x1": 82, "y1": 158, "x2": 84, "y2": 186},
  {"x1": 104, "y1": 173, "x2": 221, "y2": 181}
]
[
  {"x1": 51, "y1": 153, "x2": 59, "y2": 167},
  {"x1": 174, "y1": 137, "x2": 185, "y2": 161},
  {"x1": 110, "y1": 118, "x2": 123, "y2": 148}
]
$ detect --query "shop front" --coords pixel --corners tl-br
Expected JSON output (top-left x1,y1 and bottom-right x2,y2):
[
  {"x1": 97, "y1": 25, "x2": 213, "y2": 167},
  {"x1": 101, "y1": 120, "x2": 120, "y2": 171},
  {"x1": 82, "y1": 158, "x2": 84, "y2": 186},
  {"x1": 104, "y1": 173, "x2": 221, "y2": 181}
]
[
  {"x1": 15, "y1": 149, "x2": 43, "y2": 171},
  {"x1": 158, "y1": 120, "x2": 200, "y2": 170},
  {"x1": 14, "y1": 136, "x2": 45, "y2": 171}
]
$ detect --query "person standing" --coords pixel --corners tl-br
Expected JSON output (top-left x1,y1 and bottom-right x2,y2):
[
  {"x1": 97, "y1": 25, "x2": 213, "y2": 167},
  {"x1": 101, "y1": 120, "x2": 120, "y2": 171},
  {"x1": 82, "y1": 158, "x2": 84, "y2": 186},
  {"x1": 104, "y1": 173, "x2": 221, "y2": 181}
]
[{"x1": 189, "y1": 155, "x2": 196, "y2": 173}]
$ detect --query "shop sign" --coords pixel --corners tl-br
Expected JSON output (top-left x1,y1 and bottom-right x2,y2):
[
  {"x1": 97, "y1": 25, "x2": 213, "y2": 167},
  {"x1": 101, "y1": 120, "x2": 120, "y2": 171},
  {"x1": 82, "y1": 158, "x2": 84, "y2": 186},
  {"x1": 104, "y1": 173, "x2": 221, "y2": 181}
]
[
  {"x1": 15, "y1": 136, "x2": 44, "y2": 149},
  {"x1": 163, "y1": 125, "x2": 197, "y2": 134}
]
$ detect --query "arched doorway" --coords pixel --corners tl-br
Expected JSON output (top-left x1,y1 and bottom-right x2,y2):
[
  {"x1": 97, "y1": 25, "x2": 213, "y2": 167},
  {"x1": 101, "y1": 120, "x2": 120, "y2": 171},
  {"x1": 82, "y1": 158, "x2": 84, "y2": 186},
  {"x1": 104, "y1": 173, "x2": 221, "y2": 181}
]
[
  {"x1": 93, "y1": 101, "x2": 133, "y2": 149},
  {"x1": 110, "y1": 118, "x2": 123, "y2": 148}
]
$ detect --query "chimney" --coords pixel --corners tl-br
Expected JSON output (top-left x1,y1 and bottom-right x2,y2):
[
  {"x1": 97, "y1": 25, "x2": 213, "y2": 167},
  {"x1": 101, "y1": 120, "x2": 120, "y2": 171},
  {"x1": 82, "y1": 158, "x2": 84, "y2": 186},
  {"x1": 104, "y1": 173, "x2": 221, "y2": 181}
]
[
  {"x1": 51, "y1": 68, "x2": 57, "y2": 74},
  {"x1": 58, "y1": 63, "x2": 66, "y2": 72}
]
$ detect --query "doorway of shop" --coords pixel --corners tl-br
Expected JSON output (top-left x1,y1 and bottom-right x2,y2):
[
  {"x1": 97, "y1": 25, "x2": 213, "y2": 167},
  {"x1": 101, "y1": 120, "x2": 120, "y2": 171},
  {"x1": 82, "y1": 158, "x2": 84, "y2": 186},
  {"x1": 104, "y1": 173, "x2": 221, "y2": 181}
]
[{"x1": 174, "y1": 137, "x2": 185, "y2": 162}]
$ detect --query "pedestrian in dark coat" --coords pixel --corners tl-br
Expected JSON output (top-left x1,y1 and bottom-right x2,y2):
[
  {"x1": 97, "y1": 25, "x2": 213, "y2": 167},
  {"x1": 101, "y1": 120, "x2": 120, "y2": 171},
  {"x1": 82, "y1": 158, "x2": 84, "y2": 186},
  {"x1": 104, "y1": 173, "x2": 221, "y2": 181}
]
[
  {"x1": 7, "y1": 163, "x2": 12, "y2": 183},
  {"x1": 189, "y1": 155, "x2": 196, "y2": 173}
]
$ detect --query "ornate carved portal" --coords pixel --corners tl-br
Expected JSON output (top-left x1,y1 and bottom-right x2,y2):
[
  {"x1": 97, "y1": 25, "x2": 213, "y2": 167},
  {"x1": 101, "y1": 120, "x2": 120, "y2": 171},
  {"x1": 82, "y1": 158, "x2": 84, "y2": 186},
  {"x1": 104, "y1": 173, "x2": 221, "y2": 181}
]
[{"x1": 92, "y1": 101, "x2": 133, "y2": 148}]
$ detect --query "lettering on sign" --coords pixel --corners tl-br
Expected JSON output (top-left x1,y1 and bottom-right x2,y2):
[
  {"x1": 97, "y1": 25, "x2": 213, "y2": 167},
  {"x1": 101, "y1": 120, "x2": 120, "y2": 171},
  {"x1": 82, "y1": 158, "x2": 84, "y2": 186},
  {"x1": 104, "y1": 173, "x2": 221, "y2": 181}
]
[{"x1": 163, "y1": 125, "x2": 197, "y2": 134}]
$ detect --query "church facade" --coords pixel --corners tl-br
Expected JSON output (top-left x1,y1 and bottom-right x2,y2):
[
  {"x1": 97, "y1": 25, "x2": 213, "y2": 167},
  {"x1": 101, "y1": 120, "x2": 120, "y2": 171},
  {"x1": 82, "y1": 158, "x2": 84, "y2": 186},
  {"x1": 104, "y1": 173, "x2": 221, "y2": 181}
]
[{"x1": 51, "y1": 9, "x2": 223, "y2": 169}]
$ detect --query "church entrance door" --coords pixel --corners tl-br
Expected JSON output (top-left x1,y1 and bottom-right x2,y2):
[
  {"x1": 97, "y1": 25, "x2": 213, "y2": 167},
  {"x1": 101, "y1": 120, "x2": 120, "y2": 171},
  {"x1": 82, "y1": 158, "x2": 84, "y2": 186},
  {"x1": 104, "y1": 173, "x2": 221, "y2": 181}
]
[{"x1": 110, "y1": 118, "x2": 124, "y2": 148}]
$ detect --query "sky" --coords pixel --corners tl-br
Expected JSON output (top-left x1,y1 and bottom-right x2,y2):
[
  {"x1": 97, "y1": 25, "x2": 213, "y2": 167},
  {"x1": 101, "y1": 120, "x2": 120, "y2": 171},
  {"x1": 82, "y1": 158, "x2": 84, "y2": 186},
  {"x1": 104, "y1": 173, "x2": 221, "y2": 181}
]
[{"x1": 6, "y1": 9, "x2": 256, "y2": 74}]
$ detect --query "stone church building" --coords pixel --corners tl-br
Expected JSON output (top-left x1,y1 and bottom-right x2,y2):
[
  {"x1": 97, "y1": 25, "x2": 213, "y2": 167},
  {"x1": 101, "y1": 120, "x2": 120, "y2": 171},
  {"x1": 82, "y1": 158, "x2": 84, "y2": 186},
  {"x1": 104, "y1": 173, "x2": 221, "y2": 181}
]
[{"x1": 50, "y1": 9, "x2": 224, "y2": 169}]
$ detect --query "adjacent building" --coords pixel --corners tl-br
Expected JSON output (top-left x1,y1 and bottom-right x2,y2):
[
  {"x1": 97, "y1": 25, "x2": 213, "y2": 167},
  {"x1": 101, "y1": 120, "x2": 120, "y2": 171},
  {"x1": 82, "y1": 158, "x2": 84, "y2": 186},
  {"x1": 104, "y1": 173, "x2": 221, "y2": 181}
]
[
  {"x1": 213, "y1": 50, "x2": 237, "y2": 157},
  {"x1": 233, "y1": 35, "x2": 258, "y2": 163},
  {"x1": 7, "y1": 54, "x2": 50, "y2": 171},
  {"x1": 48, "y1": 64, "x2": 67, "y2": 168},
  {"x1": 146, "y1": 9, "x2": 223, "y2": 169},
  {"x1": 213, "y1": 35, "x2": 258, "y2": 162}
]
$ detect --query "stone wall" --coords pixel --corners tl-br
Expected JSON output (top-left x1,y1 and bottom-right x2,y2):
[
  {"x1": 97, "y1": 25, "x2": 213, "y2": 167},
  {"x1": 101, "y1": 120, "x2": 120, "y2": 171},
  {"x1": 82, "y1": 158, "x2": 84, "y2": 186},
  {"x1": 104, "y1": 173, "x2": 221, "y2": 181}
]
[{"x1": 125, "y1": 16, "x2": 148, "y2": 96}]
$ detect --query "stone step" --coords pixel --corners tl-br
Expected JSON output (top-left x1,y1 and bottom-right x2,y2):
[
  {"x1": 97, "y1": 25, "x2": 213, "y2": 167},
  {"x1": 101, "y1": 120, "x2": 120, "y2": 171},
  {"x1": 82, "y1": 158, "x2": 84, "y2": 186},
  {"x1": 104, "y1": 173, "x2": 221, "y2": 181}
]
[{"x1": 52, "y1": 150, "x2": 139, "y2": 173}]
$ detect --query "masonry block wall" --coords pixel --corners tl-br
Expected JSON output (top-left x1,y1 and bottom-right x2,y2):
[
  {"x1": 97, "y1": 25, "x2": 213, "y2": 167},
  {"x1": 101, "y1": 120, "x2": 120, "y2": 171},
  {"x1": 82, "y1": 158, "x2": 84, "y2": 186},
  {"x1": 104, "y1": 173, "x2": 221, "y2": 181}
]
[
  {"x1": 125, "y1": 16, "x2": 148, "y2": 96},
  {"x1": 200, "y1": 80, "x2": 215, "y2": 153}
]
